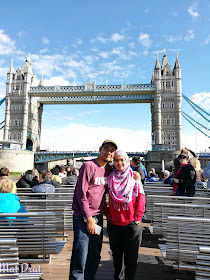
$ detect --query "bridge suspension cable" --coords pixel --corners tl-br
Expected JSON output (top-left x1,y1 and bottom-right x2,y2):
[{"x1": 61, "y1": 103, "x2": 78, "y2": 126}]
[
  {"x1": 181, "y1": 111, "x2": 210, "y2": 138},
  {"x1": 0, "y1": 97, "x2": 6, "y2": 106},
  {"x1": 182, "y1": 93, "x2": 210, "y2": 123},
  {"x1": 182, "y1": 111, "x2": 210, "y2": 132}
]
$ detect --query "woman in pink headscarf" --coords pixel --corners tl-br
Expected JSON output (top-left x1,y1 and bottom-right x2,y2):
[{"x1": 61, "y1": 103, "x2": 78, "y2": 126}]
[{"x1": 106, "y1": 150, "x2": 145, "y2": 280}]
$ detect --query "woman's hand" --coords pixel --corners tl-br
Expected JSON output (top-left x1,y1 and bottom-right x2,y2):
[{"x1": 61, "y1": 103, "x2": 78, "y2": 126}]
[
  {"x1": 107, "y1": 214, "x2": 112, "y2": 221},
  {"x1": 133, "y1": 171, "x2": 141, "y2": 181},
  {"x1": 135, "y1": 221, "x2": 141, "y2": 225}
]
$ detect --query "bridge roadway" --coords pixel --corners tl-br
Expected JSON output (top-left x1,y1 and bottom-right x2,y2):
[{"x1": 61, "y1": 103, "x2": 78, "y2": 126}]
[
  {"x1": 34, "y1": 151, "x2": 147, "y2": 163},
  {"x1": 34, "y1": 150, "x2": 210, "y2": 163},
  {"x1": 29, "y1": 83, "x2": 155, "y2": 104}
]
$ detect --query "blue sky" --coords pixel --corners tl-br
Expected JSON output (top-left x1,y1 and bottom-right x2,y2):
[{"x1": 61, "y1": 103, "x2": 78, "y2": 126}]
[{"x1": 0, "y1": 0, "x2": 209, "y2": 152}]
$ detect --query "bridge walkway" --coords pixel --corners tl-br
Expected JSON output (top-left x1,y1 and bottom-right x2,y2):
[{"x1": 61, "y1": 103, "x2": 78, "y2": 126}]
[{"x1": 36, "y1": 222, "x2": 194, "y2": 280}]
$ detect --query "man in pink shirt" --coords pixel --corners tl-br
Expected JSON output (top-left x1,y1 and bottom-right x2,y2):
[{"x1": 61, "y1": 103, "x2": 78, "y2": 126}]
[{"x1": 69, "y1": 140, "x2": 117, "y2": 280}]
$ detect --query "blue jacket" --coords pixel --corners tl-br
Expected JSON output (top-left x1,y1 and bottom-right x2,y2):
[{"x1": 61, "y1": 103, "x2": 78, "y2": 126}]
[
  {"x1": 146, "y1": 177, "x2": 158, "y2": 182},
  {"x1": 32, "y1": 181, "x2": 55, "y2": 193},
  {"x1": 0, "y1": 193, "x2": 27, "y2": 214},
  {"x1": 164, "y1": 175, "x2": 174, "y2": 186}
]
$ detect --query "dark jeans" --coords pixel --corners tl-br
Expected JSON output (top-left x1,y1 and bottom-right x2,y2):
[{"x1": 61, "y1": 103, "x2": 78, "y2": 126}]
[
  {"x1": 69, "y1": 214, "x2": 103, "y2": 280},
  {"x1": 107, "y1": 221, "x2": 142, "y2": 280}
]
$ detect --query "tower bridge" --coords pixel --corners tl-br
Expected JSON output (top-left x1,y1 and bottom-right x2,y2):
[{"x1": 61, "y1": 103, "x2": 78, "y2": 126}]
[
  {"x1": 2, "y1": 51, "x2": 182, "y2": 153},
  {"x1": 1, "y1": 52, "x2": 209, "y2": 172}
]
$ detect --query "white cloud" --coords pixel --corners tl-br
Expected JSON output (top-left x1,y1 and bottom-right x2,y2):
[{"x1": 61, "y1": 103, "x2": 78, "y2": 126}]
[
  {"x1": 0, "y1": 30, "x2": 16, "y2": 55},
  {"x1": 111, "y1": 33, "x2": 124, "y2": 42},
  {"x1": 98, "y1": 51, "x2": 110, "y2": 59},
  {"x1": 203, "y1": 34, "x2": 210, "y2": 45},
  {"x1": 167, "y1": 35, "x2": 182, "y2": 43},
  {"x1": 129, "y1": 51, "x2": 137, "y2": 57},
  {"x1": 191, "y1": 91, "x2": 210, "y2": 110},
  {"x1": 182, "y1": 131, "x2": 209, "y2": 153},
  {"x1": 171, "y1": 10, "x2": 178, "y2": 17},
  {"x1": 17, "y1": 31, "x2": 26, "y2": 38},
  {"x1": 188, "y1": 3, "x2": 199, "y2": 19},
  {"x1": 72, "y1": 39, "x2": 83, "y2": 48},
  {"x1": 91, "y1": 33, "x2": 124, "y2": 44},
  {"x1": 184, "y1": 30, "x2": 195, "y2": 41},
  {"x1": 128, "y1": 42, "x2": 135, "y2": 49},
  {"x1": 40, "y1": 122, "x2": 151, "y2": 152},
  {"x1": 43, "y1": 76, "x2": 70, "y2": 86},
  {"x1": 94, "y1": 35, "x2": 108, "y2": 43},
  {"x1": 83, "y1": 55, "x2": 99, "y2": 65},
  {"x1": 138, "y1": 33, "x2": 151, "y2": 48},
  {"x1": 100, "y1": 61, "x2": 134, "y2": 79},
  {"x1": 40, "y1": 48, "x2": 48, "y2": 54},
  {"x1": 0, "y1": 66, "x2": 8, "y2": 76},
  {"x1": 110, "y1": 47, "x2": 136, "y2": 60},
  {"x1": 0, "y1": 80, "x2": 6, "y2": 98},
  {"x1": 76, "y1": 39, "x2": 83, "y2": 45},
  {"x1": 42, "y1": 37, "x2": 50, "y2": 44},
  {"x1": 30, "y1": 54, "x2": 64, "y2": 76},
  {"x1": 143, "y1": 50, "x2": 149, "y2": 56}
]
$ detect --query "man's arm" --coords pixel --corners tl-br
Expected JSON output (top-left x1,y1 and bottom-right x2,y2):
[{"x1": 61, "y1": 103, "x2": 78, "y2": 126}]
[{"x1": 75, "y1": 163, "x2": 96, "y2": 234}]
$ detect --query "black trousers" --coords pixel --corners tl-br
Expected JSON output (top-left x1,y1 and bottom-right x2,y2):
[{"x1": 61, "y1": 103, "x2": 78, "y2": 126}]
[{"x1": 107, "y1": 221, "x2": 142, "y2": 280}]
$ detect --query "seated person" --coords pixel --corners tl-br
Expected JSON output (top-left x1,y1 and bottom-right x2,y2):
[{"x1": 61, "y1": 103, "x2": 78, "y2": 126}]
[
  {"x1": 50, "y1": 167, "x2": 61, "y2": 188},
  {"x1": 146, "y1": 172, "x2": 159, "y2": 182},
  {"x1": 32, "y1": 170, "x2": 55, "y2": 193},
  {"x1": 149, "y1": 168, "x2": 158, "y2": 178},
  {"x1": 59, "y1": 165, "x2": 66, "y2": 178},
  {"x1": 0, "y1": 167, "x2": 17, "y2": 193},
  {"x1": 66, "y1": 166, "x2": 72, "y2": 176},
  {"x1": 62, "y1": 169, "x2": 78, "y2": 186},
  {"x1": 159, "y1": 170, "x2": 170, "y2": 181},
  {"x1": 164, "y1": 169, "x2": 174, "y2": 186},
  {"x1": 0, "y1": 178, "x2": 27, "y2": 215},
  {"x1": 16, "y1": 169, "x2": 39, "y2": 189}
]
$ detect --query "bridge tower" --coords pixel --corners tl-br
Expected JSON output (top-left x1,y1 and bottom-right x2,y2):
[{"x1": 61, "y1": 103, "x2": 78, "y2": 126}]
[
  {"x1": 4, "y1": 58, "x2": 43, "y2": 151},
  {"x1": 151, "y1": 51, "x2": 182, "y2": 150}
]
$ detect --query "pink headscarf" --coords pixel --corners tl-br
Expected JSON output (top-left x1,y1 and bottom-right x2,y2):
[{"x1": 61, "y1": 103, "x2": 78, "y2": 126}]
[{"x1": 108, "y1": 150, "x2": 144, "y2": 203}]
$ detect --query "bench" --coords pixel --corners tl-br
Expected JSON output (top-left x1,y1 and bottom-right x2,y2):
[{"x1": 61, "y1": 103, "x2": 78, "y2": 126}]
[
  {"x1": 153, "y1": 202, "x2": 210, "y2": 237},
  {"x1": 145, "y1": 194, "x2": 210, "y2": 221},
  {"x1": 0, "y1": 238, "x2": 42, "y2": 279},
  {"x1": 17, "y1": 185, "x2": 75, "y2": 193},
  {"x1": 144, "y1": 184, "x2": 209, "y2": 198},
  {"x1": 17, "y1": 192, "x2": 74, "y2": 200},
  {"x1": 20, "y1": 199, "x2": 73, "y2": 234},
  {"x1": 164, "y1": 216, "x2": 210, "y2": 270},
  {"x1": 0, "y1": 212, "x2": 66, "y2": 263},
  {"x1": 196, "y1": 246, "x2": 210, "y2": 280}
]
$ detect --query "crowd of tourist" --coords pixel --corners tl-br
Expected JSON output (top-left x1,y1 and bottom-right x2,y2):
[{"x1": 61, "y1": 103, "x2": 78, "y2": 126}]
[{"x1": 0, "y1": 143, "x2": 209, "y2": 280}]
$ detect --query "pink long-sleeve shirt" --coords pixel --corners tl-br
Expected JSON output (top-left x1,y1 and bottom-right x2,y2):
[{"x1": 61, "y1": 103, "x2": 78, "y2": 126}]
[
  {"x1": 107, "y1": 192, "x2": 146, "y2": 226},
  {"x1": 72, "y1": 159, "x2": 112, "y2": 219}
]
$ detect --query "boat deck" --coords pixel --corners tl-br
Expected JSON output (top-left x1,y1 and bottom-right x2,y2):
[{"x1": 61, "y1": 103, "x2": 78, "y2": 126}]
[{"x1": 38, "y1": 223, "x2": 195, "y2": 280}]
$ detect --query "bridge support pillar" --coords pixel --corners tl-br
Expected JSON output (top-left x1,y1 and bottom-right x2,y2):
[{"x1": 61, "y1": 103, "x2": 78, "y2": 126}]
[{"x1": 145, "y1": 150, "x2": 181, "y2": 174}]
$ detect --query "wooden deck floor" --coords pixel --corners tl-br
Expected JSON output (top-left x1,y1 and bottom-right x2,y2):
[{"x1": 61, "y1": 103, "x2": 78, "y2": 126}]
[{"x1": 37, "y1": 223, "x2": 195, "y2": 280}]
